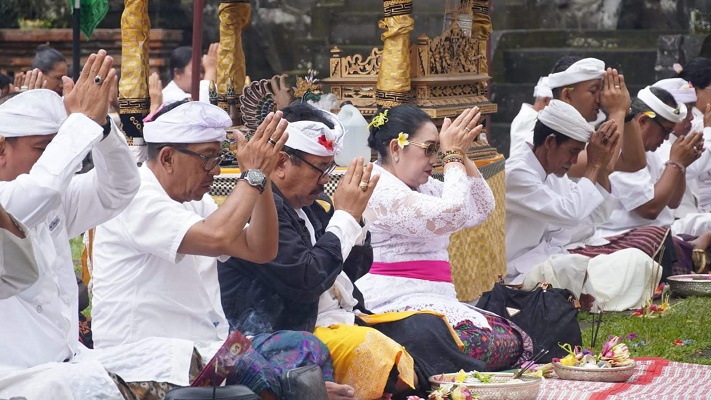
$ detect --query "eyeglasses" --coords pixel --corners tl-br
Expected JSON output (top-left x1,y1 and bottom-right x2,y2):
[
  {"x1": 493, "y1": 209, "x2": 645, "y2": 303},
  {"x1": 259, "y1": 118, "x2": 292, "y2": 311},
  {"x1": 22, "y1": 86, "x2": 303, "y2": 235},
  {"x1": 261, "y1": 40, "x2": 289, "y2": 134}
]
[
  {"x1": 287, "y1": 152, "x2": 337, "y2": 181},
  {"x1": 408, "y1": 141, "x2": 440, "y2": 157},
  {"x1": 650, "y1": 118, "x2": 675, "y2": 137},
  {"x1": 158, "y1": 145, "x2": 225, "y2": 171}
]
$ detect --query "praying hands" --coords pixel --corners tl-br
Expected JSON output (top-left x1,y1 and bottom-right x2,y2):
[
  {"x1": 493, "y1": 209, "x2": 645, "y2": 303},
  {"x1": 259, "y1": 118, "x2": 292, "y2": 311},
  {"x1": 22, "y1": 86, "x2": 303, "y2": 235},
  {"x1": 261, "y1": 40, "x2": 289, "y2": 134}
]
[{"x1": 62, "y1": 49, "x2": 117, "y2": 124}]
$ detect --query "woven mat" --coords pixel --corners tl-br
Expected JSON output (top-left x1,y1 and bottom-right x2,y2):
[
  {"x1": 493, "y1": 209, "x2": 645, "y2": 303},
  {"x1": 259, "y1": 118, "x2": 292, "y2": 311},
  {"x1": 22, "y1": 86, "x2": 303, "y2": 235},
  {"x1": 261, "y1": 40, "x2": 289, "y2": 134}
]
[{"x1": 537, "y1": 358, "x2": 711, "y2": 399}]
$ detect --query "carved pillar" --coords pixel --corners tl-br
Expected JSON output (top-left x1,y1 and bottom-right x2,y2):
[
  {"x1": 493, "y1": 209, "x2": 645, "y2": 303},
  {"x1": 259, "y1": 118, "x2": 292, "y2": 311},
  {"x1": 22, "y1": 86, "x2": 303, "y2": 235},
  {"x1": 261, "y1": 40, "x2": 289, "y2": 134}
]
[
  {"x1": 375, "y1": 0, "x2": 414, "y2": 107},
  {"x1": 471, "y1": 0, "x2": 492, "y2": 76},
  {"x1": 217, "y1": 0, "x2": 251, "y2": 125},
  {"x1": 119, "y1": 0, "x2": 150, "y2": 162}
]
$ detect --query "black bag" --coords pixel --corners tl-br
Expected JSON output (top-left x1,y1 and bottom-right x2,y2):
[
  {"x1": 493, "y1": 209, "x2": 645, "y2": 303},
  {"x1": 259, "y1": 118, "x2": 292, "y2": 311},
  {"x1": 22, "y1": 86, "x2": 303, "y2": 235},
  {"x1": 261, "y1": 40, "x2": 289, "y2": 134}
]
[
  {"x1": 164, "y1": 386, "x2": 259, "y2": 400},
  {"x1": 279, "y1": 365, "x2": 329, "y2": 400},
  {"x1": 476, "y1": 283, "x2": 581, "y2": 363}
]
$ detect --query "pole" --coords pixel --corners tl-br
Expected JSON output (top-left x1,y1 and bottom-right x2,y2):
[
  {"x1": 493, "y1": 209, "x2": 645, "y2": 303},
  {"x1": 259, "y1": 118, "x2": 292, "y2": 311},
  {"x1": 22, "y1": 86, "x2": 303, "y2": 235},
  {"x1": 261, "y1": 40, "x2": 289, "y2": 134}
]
[
  {"x1": 73, "y1": 0, "x2": 81, "y2": 82},
  {"x1": 191, "y1": 0, "x2": 205, "y2": 101}
]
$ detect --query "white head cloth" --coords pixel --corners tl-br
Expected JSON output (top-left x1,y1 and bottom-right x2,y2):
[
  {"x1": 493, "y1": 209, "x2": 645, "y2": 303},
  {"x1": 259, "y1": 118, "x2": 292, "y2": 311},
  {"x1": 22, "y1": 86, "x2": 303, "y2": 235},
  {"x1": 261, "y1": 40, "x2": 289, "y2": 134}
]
[
  {"x1": 143, "y1": 102, "x2": 231, "y2": 143},
  {"x1": 652, "y1": 78, "x2": 697, "y2": 105},
  {"x1": 538, "y1": 99, "x2": 594, "y2": 142},
  {"x1": 284, "y1": 110, "x2": 345, "y2": 156},
  {"x1": 533, "y1": 76, "x2": 553, "y2": 99},
  {"x1": 548, "y1": 58, "x2": 605, "y2": 89},
  {"x1": 637, "y1": 86, "x2": 687, "y2": 124},
  {"x1": 0, "y1": 89, "x2": 67, "y2": 137}
]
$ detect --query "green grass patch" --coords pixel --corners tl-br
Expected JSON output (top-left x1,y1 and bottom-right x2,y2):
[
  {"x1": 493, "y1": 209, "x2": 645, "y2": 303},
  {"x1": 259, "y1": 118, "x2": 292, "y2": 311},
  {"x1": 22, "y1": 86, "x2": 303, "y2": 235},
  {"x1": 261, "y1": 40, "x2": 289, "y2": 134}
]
[
  {"x1": 578, "y1": 297, "x2": 711, "y2": 365},
  {"x1": 70, "y1": 235, "x2": 83, "y2": 266}
]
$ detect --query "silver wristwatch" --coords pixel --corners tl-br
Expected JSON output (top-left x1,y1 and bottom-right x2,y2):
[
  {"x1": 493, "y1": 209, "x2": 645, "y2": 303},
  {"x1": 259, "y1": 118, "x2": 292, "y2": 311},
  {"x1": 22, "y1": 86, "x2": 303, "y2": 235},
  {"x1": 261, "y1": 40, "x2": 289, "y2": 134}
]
[{"x1": 239, "y1": 169, "x2": 267, "y2": 193}]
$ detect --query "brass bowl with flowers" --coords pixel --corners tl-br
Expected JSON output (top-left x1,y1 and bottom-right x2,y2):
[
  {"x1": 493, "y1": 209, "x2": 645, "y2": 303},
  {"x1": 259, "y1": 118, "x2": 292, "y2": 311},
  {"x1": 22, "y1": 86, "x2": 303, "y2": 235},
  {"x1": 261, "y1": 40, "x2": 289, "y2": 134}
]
[{"x1": 429, "y1": 371, "x2": 542, "y2": 400}]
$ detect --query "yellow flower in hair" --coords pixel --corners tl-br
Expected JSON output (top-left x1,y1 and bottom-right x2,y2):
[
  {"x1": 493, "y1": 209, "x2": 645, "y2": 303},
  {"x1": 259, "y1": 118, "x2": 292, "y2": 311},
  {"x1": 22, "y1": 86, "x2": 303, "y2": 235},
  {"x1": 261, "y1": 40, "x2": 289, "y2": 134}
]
[
  {"x1": 397, "y1": 132, "x2": 409, "y2": 149},
  {"x1": 643, "y1": 111, "x2": 657, "y2": 118},
  {"x1": 368, "y1": 110, "x2": 389, "y2": 129}
]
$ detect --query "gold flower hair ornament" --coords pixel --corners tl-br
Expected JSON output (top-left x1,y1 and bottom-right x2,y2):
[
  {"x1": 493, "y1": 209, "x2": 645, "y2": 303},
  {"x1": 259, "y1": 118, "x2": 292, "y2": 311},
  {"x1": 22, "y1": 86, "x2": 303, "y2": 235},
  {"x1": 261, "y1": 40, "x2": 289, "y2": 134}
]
[
  {"x1": 397, "y1": 132, "x2": 409, "y2": 149},
  {"x1": 369, "y1": 110, "x2": 389, "y2": 130}
]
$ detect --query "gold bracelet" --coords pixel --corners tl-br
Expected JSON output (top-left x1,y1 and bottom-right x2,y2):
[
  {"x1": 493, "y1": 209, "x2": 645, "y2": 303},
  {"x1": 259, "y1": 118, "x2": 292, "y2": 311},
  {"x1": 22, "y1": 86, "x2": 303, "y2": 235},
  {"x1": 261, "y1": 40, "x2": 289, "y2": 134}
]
[{"x1": 442, "y1": 149, "x2": 464, "y2": 157}]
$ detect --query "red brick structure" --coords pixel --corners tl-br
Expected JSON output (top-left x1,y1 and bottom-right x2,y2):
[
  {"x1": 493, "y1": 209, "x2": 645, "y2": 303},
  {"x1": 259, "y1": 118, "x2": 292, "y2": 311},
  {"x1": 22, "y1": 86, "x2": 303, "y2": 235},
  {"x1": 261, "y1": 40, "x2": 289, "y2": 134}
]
[{"x1": 0, "y1": 28, "x2": 183, "y2": 77}]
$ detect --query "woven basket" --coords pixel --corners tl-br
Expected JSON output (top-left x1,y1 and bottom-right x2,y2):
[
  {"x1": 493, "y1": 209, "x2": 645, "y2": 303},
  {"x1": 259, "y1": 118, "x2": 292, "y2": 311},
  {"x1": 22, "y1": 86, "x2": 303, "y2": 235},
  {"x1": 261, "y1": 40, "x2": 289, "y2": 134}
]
[{"x1": 447, "y1": 155, "x2": 506, "y2": 302}]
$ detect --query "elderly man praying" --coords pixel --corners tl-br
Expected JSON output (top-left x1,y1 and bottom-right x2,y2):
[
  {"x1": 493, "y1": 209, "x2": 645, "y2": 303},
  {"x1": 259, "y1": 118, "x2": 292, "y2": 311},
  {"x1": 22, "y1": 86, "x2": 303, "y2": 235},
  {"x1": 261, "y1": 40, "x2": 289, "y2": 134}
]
[
  {"x1": 0, "y1": 50, "x2": 141, "y2": 399},
  {"x1": 90, "y1": 101, "x2": 352, "y2": 400}
]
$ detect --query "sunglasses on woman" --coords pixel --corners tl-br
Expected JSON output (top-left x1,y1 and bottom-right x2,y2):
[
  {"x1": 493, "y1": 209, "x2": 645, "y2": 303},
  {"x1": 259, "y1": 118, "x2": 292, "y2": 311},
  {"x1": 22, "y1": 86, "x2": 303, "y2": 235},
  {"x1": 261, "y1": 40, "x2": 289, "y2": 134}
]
[{"x1": 408, "y1": 141, "x2": 440, "y2": 157}]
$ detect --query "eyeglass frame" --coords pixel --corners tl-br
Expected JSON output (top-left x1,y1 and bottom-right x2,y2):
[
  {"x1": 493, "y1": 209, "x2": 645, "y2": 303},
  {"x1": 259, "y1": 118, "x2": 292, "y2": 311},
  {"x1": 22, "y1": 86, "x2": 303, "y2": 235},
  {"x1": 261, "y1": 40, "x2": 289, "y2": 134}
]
[
  {"x1": 649, "y1": 117, "x2": 675, "y2": 137},
  {"x1": 407, "y1": 140, "x2": 440, "y2": 157},
  {"x1": 156, "y1": 145, "x2": 225, "y2": 171},
  {"x1": 285, "y1": 150, "x2": 337, "y2": 181}
]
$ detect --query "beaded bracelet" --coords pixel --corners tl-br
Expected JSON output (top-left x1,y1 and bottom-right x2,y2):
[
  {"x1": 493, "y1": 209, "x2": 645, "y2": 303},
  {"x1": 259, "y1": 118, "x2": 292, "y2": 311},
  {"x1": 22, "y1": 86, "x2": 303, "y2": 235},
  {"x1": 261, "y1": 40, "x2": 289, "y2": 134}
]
[
  {"x1": 664, "y1": 160, "x2": 686, "y2": 174},
  {"x1": 442, "y1": 153, "x2": 464, "y2": 163},
  {"x1": 443, "y1": 157, "x2": 464, "y2": 165}
]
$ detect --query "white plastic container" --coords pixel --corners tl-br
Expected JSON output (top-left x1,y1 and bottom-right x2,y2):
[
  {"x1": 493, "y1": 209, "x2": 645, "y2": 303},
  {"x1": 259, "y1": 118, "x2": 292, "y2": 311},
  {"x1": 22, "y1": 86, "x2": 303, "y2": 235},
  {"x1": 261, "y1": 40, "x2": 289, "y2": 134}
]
[{"x1": 336, "y1": 104, "x2": 371, "y2": 166}]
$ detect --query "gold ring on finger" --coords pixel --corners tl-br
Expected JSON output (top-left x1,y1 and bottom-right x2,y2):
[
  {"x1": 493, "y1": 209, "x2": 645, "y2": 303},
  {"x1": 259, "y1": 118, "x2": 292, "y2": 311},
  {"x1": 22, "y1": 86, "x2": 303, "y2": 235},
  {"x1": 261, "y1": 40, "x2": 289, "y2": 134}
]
[
  {"x1": 614, "y1": 85, "x2": 620, "y2": 89},
  {"x1": 359, "y1": 181, "x2": 368, "y2": 192},
  {"x1": 464, "y1": 127, "x2": 471, "y2": 132}
]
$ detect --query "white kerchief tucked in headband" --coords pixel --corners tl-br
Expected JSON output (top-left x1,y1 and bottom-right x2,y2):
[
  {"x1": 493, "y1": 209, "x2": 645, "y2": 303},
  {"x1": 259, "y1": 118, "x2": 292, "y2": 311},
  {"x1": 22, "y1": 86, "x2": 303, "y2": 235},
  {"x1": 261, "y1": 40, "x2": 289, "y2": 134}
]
[
  {"x1": 533, "y1": 76, "x2": 553, "y2": 99},
  {"x1": 143, "y1": 101, "x2": 231, "y2": 143},
  {"x1": 538, "y1": 99, "x2": 594, "y2": 142},
  {"x1": 0, "y1": 89, "x2": 67, "y2": 137},
  {"x1": 652, "y1": 78, "x2": 697, "y2": 105},
  {"x1": 637, "y1": 86, "x2": 687, "y2": 124},
  {"x1": 547, "y1": 58, "x2": 606, "y2": 89},
  {"x1": 284, "y1": 111, "x2": 345, "y2": 157}
]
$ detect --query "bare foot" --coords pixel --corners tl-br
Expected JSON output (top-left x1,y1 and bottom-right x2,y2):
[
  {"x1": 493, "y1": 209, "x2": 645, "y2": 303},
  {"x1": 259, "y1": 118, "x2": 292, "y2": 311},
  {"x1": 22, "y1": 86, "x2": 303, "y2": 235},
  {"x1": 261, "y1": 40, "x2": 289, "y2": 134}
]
[{"x1": 325, "y1": 381, "x2": 356, "y2": 400}]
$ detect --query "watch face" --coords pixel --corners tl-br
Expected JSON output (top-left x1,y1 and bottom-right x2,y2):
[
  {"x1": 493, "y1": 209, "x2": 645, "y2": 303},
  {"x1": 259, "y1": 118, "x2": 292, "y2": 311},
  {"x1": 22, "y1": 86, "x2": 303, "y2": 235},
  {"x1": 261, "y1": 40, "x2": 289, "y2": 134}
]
[{"x1": 246, "y1": 169, "x2": 266, "y2": 182}]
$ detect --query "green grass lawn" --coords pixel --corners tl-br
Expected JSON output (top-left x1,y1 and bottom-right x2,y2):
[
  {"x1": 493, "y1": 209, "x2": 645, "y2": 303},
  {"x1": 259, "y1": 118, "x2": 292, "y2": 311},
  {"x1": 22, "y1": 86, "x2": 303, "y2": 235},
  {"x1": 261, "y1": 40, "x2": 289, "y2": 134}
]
[
  {"x1": 578, "y1": 296, "x2": 711, "y2": 365},
  {"x1": 70, "y1": 236, "x2": 83, "y2": 267}
]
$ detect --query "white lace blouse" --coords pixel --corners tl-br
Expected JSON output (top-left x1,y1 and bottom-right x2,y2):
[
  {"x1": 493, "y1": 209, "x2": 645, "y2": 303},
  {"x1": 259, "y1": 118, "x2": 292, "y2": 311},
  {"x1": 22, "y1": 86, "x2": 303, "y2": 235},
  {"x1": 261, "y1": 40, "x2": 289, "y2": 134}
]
[{"x1": 356, "y1": 162, "x2": 495, "y2": 329}]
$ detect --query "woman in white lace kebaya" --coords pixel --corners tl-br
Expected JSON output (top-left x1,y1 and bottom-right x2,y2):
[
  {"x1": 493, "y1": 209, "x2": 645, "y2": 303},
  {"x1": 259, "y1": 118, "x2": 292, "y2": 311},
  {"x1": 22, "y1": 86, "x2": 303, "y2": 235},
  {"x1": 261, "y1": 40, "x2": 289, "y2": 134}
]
[{"x1": 355, "y1": 105, "x2": 532, "y2": 370}]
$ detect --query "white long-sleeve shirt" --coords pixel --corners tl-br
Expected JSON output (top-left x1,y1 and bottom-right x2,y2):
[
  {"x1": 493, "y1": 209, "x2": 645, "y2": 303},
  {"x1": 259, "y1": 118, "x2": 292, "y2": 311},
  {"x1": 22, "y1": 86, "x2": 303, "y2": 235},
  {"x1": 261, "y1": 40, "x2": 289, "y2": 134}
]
[
  {"x1": 596, "y1": 151, "x2": 674, "y2": 238},
  {"x1": 355, "y1": 163, "x2": 494, "y2": 329},
  {"x1": 509, "y1": 104, "x2": 538, "y2": 158},
  {"x1": 0, "y1": 114, "x2": 139, "y2": 373},
  {"x1": 505, "y1": 144, "x2": 615, "y2": 284},
  {"x1": 162, "y1": 80, "x2": 211, "y2": 105},
  {"x1": 0, "y1": 215, "x2": 38, "y2": 299}
]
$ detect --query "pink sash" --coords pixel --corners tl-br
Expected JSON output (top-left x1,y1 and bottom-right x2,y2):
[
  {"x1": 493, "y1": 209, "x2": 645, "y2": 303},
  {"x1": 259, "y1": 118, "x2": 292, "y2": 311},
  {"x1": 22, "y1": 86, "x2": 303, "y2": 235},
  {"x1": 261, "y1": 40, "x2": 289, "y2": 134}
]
[{"x1": 369, "y1": 260, "x2": 452, "y2": 283}]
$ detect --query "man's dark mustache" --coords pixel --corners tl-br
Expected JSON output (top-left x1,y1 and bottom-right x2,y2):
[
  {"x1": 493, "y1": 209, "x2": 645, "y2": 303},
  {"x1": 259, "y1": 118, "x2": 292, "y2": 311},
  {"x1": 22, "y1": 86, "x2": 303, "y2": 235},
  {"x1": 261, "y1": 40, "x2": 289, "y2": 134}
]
[{"x1": 310, "y1": 185, "x2": 325, "y2": 195}]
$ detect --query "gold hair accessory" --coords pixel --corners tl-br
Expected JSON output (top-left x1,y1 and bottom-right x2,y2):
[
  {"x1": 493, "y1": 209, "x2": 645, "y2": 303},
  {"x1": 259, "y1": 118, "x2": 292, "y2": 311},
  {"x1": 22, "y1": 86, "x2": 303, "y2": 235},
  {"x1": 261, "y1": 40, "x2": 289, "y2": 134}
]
[
  {"x1": 397, "y1": 132, "x2": 409, "y2": 149},
  {"x1": 369, "y1": 110, "x2": 389, "y2": 129},
  {"x1": 642, "y1": 111, "x2": 657, "y2": 118}
]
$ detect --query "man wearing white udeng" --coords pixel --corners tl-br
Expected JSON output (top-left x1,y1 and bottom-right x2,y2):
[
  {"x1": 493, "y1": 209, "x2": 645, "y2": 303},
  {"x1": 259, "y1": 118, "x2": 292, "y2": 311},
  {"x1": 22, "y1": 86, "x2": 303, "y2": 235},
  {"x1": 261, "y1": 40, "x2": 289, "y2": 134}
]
[
  {"x1": 505, "y1": 100, "x2": 660, "y2": 311},
  {"x1": 0, "y1": 50, "x2": 140, "y2": 399}
]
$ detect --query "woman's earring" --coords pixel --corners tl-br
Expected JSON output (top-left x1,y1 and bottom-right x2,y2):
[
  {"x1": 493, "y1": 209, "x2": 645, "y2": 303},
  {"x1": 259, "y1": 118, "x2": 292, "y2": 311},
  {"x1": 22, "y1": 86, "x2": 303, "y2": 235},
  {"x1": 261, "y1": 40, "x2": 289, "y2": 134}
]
[{"x1": 394, "y1": 157, "x2": 399, "y2": 163}]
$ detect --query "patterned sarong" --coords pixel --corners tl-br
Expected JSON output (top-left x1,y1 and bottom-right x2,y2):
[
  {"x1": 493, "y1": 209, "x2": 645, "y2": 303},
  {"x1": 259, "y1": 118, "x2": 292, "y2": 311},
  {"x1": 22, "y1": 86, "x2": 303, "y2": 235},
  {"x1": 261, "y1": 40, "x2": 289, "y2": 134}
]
[
  {"x1": 454, "y1": 312, "x2": 533, "y2": 371},
  {"x1": 569, "y1": 226, "x2": 669, "y2": 259},
  {"x1": 111, "y1": 331, "x2": 332, "y2": 400}
]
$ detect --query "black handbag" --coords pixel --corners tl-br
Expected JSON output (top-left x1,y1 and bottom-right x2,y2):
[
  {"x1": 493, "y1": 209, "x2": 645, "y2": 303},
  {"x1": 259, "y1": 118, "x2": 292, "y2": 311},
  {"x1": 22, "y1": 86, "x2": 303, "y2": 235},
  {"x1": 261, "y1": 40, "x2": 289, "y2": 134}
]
[
  {"x1": 164, "y1": 385, "x2": 259, "y2": 400},
  {"x1": 279, "y1": 365, "x2": 329, "y2": 400},
  {"x1": 476, "y1": 282, "x2": 581, "y2": 363}
]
